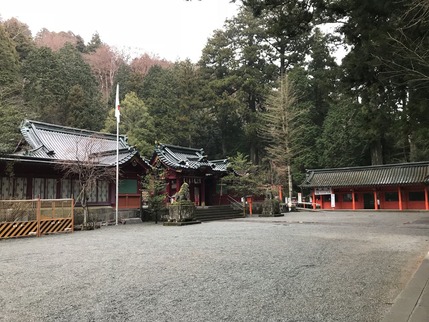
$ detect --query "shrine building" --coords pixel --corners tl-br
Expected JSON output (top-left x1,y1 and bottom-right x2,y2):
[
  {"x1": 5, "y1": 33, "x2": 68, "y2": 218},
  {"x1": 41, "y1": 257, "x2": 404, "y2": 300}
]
[
  {"x1": 150, "y1": 143, "x2": 230, "y2": 206},
  {"x1": 300, "y1": 161, "x2": 429, "y2": 211},
  {"x1": 0, "y1": 120, "x2": 149, "y2": 217}
]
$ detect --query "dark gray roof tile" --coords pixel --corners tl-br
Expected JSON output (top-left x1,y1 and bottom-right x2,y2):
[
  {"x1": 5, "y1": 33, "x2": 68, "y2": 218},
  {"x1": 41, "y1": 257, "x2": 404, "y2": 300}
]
[
  {"x1": 154, "y1": 144, "x2": 228, "y2": 173},
  {"x1": 16, "y1": 119, "x2": 141, "y2": 166},
  {"x1": 301, "y1": 162, "x2": 429, "y2": 188}
]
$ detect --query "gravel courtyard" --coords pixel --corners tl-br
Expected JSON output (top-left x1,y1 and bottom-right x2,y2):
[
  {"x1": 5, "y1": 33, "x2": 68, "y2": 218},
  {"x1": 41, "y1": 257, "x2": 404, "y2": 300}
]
[{"x1": 1, "y1": 211, "x2": 429, "y2": 322}]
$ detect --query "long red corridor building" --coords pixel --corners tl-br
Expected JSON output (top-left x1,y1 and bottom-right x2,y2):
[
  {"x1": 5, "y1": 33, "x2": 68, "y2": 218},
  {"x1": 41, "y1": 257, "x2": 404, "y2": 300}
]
[{"x1": 301, "y1": 162, "x2": 429, "y2": 211}]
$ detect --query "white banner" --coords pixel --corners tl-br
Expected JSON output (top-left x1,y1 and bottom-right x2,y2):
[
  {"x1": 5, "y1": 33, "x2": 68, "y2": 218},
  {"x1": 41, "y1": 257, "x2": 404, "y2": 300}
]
[{"x1": 331, "y1": 193, "x2": 336, "y2": 208}]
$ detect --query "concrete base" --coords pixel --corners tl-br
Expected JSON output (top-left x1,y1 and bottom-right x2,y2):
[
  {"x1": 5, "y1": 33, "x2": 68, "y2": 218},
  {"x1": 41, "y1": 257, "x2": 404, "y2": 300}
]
[
  {"x1": 120, "y1": 218, "x2": 142, "y2": 224},
  {"x1": 382, "y1": 252, "x2": 429, "y2": 322},
  {"x1": 74, "y1": 222, "x2": 102, "y2": 230},
  {"x1": 259, "y1": 213, "x2": 284, "y2": 218},
  {"x1": 163, "y1": 221, "x2": 201, "y2": 226}
]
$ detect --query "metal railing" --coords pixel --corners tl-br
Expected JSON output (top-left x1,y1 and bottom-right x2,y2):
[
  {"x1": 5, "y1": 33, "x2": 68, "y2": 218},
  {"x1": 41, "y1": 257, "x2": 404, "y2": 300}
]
[
  {"x1": 294, "y1": 201, "x2": 321, "y2": 210},
  {"x1": 227, "y1": 195, "x2": 244, "y2": 211}
]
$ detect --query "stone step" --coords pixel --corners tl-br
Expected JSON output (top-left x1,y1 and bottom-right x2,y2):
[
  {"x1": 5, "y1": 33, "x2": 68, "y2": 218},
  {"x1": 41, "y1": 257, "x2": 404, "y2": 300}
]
[{"x1": 194, "y1": 206, "x2": 243, "y2": 222}]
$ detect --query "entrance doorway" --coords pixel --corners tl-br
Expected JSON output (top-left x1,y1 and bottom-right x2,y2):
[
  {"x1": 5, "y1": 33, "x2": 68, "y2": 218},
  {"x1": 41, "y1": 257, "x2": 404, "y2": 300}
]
[
  {"x1": 194, "y1": 186, "x2": 200, "y2": 206},
  {"x1": 204, "y1": 177, "x2": 214, "y2": 206},
  {"x1": 363, "y1": 193, "x2": 375, "y2": 209}
]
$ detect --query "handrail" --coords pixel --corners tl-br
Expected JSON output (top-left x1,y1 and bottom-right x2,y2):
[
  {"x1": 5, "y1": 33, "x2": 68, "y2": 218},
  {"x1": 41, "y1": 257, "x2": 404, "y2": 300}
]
[
  {"x1": 227, "y1": 195, "x2": 244, "y2": 210},
  {"x1": 295, "y1": 201, "x2": 321, "y2": 209}
]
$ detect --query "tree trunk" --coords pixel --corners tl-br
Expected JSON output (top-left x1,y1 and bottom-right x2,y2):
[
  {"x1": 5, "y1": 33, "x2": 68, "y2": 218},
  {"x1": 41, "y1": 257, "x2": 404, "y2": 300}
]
[
  {"x1": 409, "y1": 132, "x2": 417, "y2": 162},
  {"x1": 250, "y1": 142, "x2": 258, "y2": 165},
  {"x1": 83, "y1": 206, "x2": 88, "y2": 226},
  {"x1": 82, "y1": 188, "x2": 88, "y2": 226},
  {"x1": 370, "y1": 140, "x2": 383, "y2": 165},
  {"x1": 279, "y1": 45, "x2": 286, "y2": 76},
  {"x1": 221, "y1": 138, "x2": 227, "y2": 156},
  {"x1": 287, "y1": 163, "x2": 293, "y2": 207}
]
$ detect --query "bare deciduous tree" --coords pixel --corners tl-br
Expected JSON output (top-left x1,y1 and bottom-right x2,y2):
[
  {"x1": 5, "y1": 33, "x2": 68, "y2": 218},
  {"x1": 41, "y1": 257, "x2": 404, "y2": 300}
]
[
  {"x1": 34, "y1": 29, "x2": 79, "y2": 51},
  {"x1": 83, "y1": 44, "x2": 123, "y2": 102},
  {"x1": 387, "y1": 0, "x2": 429, "y2": 86},
  {"x1": 130, "y1": 53, "x2": 172, "y2": 77},
  {"x1": 259, "y1": 74, "x2": 306, "y2": 205},
  {"x1": 57, "y1": 135, "x2": 116, "y2": 226}
]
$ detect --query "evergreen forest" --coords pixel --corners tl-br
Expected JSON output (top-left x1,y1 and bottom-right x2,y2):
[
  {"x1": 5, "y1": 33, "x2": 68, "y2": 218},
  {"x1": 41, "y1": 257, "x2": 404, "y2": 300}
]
[{"x1": 1, "y1": 0, "x2": 429, "y2": 191}]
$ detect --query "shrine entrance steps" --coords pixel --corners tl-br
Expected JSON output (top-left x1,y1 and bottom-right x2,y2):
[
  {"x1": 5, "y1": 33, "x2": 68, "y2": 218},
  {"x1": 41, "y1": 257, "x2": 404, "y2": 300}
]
[{"x1": 195, "y1": 205, "x2": 243, "y2": 222}]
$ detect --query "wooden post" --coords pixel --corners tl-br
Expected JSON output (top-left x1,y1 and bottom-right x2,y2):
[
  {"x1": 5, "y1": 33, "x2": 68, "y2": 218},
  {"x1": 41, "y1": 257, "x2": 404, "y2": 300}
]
[
  {"x1": 247, "y1": 196, "x2": 253, "y2": 216},
  {"x1": 36, "y1": 198, "x2": 41, "y2": 237},
  {"x1": 398, "y1": 186, "x2": 403, "y2": 211},
  {"x1": 201, "y1": 177, "x2": 206, "y2": 207},
  {"x1": 71, "y1": 198, "x2": 74, "y2": 233},
  {"x1": 278, "y1": 185, "x2": 283, "y2": 203},
  {"x1": 352, "y1": 190, "x2": 356, "y2": 210},
  {"x1": 166, "y1": 181, "x2": 171, "y2": 201},
  {"x1": 176, "y1": 177, "x2": 182, "y2": 193},
  {"x1": 425, "y1": 186, "x2": 428, "y2": 211},
  {"x1": 312, "y1": 191, "x2": 316, "y2": 210},
  {"x1": 52, "y1": 200, "x2": 55, "y2": 218},
  {"x1": 374, "y1": 191, "x2": 378, "y2": 210}
]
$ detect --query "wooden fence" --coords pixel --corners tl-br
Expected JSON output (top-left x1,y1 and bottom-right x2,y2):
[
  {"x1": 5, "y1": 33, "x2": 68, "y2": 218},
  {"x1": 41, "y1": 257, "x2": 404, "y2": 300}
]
[{"x1": 0, "y1": 198, "x2": 74, "y2": 239}]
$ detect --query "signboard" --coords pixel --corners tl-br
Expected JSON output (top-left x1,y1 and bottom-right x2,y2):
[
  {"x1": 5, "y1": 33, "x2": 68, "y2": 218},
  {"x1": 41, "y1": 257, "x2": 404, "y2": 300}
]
[
  {"x1": 331, "y1": 193, "x2": 336, "y2": 208},
  {"x1": 314, "y1": 187, "x2": 332, "y2": 195}
]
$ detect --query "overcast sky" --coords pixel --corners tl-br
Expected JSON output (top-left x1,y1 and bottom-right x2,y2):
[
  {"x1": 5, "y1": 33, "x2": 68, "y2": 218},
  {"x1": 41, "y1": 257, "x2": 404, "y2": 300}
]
[{"x1": 1, "y1": 0, "x2": 239, "y2": 62}]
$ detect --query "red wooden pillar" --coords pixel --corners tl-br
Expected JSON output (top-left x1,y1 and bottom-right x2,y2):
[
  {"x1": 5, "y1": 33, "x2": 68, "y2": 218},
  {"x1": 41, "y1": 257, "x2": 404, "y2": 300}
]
[
  {"x1": 398, "y1": 186, "x2": 403, "y2": 211},
  {"x1": 425, "y1": 186, "x2": 428, "y2": 211},
  {"x1": 312, "y1": 191, "x2": 316, "y2": 210},
  {"x1": 201, "y1": 177, "x2": 206, "y2": 207},
  {"x1": 166, "y1": 181, "x2": 171, "y2": 200},
  {"x1": 374, "y1": 191, "x2": 378, "y2": 210},
  {"x1": 352, "y1": 189, "x2": 356, "y2": 210},
  {"x1": 176, "y1": 176, "x2": 182, "y2": 192},
  {"x1": 278, "y1": 185, "x2": 283, "y2": 203},
  {"x1": 247, "y1": 196, "x2": 253, "y2": 216}
]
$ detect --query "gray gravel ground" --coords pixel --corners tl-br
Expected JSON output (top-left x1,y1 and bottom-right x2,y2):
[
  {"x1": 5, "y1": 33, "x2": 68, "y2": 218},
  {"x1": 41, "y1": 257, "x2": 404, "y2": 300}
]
[{"x1": 1, "y1": 211, "x2": 429, "y2": 322}]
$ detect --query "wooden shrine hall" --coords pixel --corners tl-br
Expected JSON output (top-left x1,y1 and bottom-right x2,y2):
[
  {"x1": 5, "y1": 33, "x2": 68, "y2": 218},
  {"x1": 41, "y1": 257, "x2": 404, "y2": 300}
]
[
  {"x1": 300, "y1": 162, "x2": 429, "y2": 211},
  {"x1": 150, "y1": 143, "x2": 230, "y2": 206},
  {"x1": 0, "y1": 120, "x2": 149, "y2": 213}
]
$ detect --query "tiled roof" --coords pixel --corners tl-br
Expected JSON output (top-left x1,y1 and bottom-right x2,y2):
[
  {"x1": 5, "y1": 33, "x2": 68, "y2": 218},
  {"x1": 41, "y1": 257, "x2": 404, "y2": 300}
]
[
  {"x1": 210, "y1": 159, "x2": 230, "y2": 172},
  {"x1": 301, "y1": 162, "x2": 429, "y2": 188},
  {"x1": 153, "y1": 143, "x2": 229, "y2": 173},
  {"x1": 14, "y1": 119, "x2": 142, "y2": 166}
]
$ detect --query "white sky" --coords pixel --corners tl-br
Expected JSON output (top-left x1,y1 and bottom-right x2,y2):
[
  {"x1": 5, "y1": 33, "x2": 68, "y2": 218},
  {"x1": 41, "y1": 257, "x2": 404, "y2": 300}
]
[{"x1": 0, "y1": 0, "x2": 240, "y2": 62}]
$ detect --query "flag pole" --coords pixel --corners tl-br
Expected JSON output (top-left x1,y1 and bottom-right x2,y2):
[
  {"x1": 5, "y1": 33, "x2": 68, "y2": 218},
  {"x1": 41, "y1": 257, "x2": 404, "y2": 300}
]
[{"x1": 115, "y1": 84, "x2": 120, "y2": 225}]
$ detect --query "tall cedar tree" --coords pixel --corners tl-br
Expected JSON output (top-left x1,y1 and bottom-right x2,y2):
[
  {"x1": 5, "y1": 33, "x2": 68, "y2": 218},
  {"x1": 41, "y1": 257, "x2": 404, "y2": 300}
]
[
  {"x1": 142, "y1": 167, "x2": 167, "y2": 224},
  {"x1": 200, "y1": 8, "x2": 277, "y2": 163},
  {"x1": 104, "y1": 91, "x2": 155, "y2": 158},
  {"x1": 0, "y1": 23, "x2": 31, "y2": 154}
]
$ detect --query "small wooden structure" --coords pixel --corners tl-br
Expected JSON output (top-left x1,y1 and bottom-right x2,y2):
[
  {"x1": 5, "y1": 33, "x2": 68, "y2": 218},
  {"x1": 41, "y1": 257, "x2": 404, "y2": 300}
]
[
  {"x1": 0, "y1": 198, "x2": 73, "y2": 239},
  {"x1": 301, "y1": 162, "x2": 429, "y2": 211}
]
